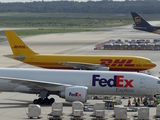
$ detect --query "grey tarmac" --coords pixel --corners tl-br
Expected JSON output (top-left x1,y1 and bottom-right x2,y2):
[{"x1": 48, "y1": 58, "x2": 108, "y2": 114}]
[{"x1": 0, "y1": 23, "x2": 159, "y2": 119}]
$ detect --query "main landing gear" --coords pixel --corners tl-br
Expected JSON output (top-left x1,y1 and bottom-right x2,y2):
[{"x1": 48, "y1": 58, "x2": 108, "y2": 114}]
[
  {"x1": 33, "y1": 97, "x2": 55, "y2": 105},
  {"x1": 33, "y1": 90, "x2": 55, "y2": 105}
]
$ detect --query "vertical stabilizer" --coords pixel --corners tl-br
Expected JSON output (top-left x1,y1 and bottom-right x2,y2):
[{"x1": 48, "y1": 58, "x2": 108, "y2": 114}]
[
  {"x1": 131, "y1": 12, "x2": 151, "y2": 27},
  {"x1": 5, "y1": 30, "x2": 36, "y2": 55}
]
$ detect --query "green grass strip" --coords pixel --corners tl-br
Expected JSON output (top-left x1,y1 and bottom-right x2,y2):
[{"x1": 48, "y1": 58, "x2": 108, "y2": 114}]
[
  {"x1": 14, "y1": 28, "x2": 97, "y2": 36},
  {"x1": 0, "y1": 38, "x2": 4, "y2": 40}
]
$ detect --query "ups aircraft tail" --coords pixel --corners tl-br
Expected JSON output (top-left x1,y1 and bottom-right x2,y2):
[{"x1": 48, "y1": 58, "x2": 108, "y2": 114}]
[
  {"x1": 5, "y1": 30, "x2": 36, "y2": 56},
  {"x1": 131, "y1": 12, "x2": 151, "y2": 27}
]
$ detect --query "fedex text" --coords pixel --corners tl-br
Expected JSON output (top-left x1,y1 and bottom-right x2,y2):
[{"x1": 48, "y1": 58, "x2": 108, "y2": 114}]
[
  {"x1": 92, "y1": 75, "x2": 133, "y2": 88},
  {"x1": 69, "y1": 92, "x2": 81, "y2": 97}
]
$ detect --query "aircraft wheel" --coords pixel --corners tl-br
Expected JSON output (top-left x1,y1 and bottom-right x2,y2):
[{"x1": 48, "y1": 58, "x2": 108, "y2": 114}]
[
  {"x1": 38, "y1": 98, "x2": 44, "y2": 105},
  {"x1": 49, "y1": 98, "x2": 55, "y2": 104},
  {"x1": 33, "y1": 99, "x2": 38, "y2": 104},
  {"x1": 44, "y1": 98, "x2": 50, "y2": 105},
  {"x1": 94, "y1": 96, "x2": 98, "y2": 99}
]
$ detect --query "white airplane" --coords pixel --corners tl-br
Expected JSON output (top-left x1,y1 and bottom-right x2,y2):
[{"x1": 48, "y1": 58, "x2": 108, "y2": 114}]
[{"x1": 0, "y1": 68, "x2": 159, "y2": 104}]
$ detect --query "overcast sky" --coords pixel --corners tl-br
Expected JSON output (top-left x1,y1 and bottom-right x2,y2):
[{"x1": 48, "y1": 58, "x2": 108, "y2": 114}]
[{"x1": 1, "y1": 0, "x2": 125, "y2": 2}]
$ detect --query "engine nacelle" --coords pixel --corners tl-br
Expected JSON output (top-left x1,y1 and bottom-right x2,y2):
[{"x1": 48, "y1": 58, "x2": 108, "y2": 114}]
[{"x1": 59, "y1": 86, "x2": 88, "y2": 103}]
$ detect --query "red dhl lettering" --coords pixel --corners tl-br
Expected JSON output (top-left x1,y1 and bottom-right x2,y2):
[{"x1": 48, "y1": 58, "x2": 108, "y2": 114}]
[
  {"x1": 100, "y1": 59, "x2": 135, "y2": 67},
  {"x1": 14, "y1": 45, "x2": 26, "y2": 48},
  {"x1": 124, "y1": 60, "x2": 135, "y2": 67},
  {"x1": 100, "y1": 59, "x2": 112, "y2": 66},
  {"x1": 111, "y1": 59, "x2": 126, "y2": 67}
]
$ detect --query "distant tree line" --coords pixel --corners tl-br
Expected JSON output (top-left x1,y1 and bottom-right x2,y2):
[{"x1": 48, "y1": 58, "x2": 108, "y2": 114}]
[{"x1": 0, "y1": 0, "x2": 160, "y2": 13}]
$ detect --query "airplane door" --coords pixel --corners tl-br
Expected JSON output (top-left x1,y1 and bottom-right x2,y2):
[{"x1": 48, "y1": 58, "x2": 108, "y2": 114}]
[
  {"x1": 139, "y1": 78, "x2": 146, "y2": 94},
  {"x1": 137, "y1": 59, "x2": 142, "y2": 67},
  {"x1": 140, "y1": 77, "x2": 156, "y2": 93},
  {"x1": 156, "y1": 80, "x2": 160, "y2": 93},
  {"x1": 144, "y1": 78, "x2": 155, "y2": 94},
  {"x1": 140, "y1": 78, "x2": 145, "y2": 88}
]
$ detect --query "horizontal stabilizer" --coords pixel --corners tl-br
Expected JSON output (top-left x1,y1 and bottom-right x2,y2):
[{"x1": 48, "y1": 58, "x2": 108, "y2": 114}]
[{"x1": 4, "y1": 54, "x2": 25, "y2": 61}]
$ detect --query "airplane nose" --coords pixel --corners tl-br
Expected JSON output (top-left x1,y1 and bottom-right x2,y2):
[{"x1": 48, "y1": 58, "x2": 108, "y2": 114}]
[{"x1": 152, "y1": 62, "x2": 157, "y2": 68}]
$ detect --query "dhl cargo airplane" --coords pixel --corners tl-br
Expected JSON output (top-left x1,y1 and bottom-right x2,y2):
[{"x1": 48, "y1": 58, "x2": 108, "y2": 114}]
[
  {"x1": 4, "y1": 30, "x2": 156, "y2": 72},
  {"x1": 131, "y1": 12, "x2": 160, "y2": 34}
]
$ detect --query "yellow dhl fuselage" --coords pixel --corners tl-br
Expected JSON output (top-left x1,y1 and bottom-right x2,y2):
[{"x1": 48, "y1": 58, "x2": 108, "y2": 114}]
[{"x1": 12, "y1": 54, "x2": 156, "y2": 72}]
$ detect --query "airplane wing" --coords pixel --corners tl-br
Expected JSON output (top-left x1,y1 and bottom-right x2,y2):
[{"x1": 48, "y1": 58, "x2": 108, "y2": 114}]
[
  {"x1": 61, "y1": 62, "x2": 109, "y2": 71},
  {"x1": 0, "y1": 76, "x2": 71, "y2": 91}
]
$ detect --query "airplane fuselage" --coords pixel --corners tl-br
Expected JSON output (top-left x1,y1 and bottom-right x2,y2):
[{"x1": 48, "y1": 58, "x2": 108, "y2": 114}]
[
  {"x1": 133, "y1": 26, "x2": 160, "y2": 34},
  {"x1": 0, "y1": 68, "x2": 159, "y2": 97},
  {"x1": 13, "y1": 54, "x2": 156, "y2": 72}
]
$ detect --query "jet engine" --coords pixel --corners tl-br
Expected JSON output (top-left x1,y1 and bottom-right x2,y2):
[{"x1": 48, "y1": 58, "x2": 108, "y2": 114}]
[{"x1": 59, "y1": 86, "x2": 88, "y2": 103}]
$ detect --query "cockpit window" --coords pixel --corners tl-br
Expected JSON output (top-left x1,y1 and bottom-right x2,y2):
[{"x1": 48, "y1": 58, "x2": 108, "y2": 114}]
[
  {"x1": 157, "y1": 81, "x2": 160, "y2": 84},
  {"x1": 147, "y1": 60, "x2": 151, "y2": 64}
]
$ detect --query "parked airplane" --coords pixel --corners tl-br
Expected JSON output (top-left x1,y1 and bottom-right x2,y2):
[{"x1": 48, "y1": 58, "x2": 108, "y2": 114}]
[
  {"x1": 0, "y1": 68, "x2": 159, "y2": 104},
  {"x1": 4, "y1": 30, "x2": 156, "y2": 72},
  {"x1": 131, "y1": 12, "x2": 160, "y2": 34}
]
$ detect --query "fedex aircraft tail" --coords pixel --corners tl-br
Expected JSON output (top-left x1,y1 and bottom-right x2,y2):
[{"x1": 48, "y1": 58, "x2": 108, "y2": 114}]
[
  {"x1": 131, "y1": 12, "x2": 151, "y2": 27},
  {"x1": 5, "y1": 30, "x2": 36, "y2": 55}
]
